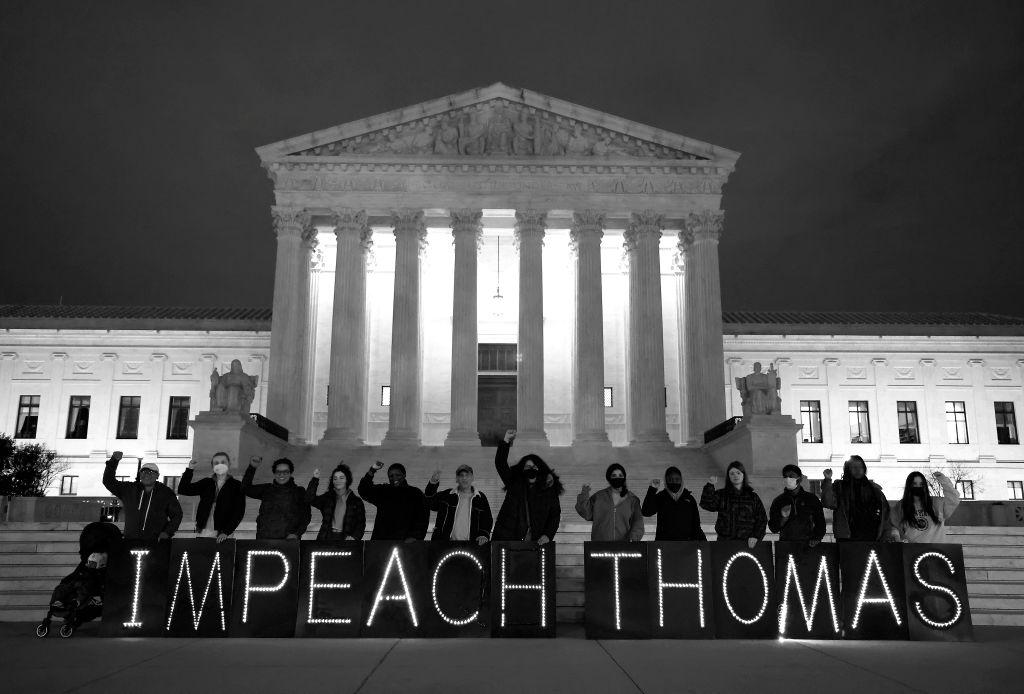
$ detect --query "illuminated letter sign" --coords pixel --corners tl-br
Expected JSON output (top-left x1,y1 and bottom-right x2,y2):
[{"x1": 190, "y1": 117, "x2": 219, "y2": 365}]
[
  {"x1": 423, "y1": 543, "x2": 491, "y2": 637},
  {"x1": 838, "y1": 542, "x2": 907, "y2": 640},
  {"x1": 901, "y1": 543, "x2": 973, "y2": 642},
  {"x1": 584, "y1": 543, "x2": 649, "y2": 639},
  {"x1": 228, "y1": 540, "x2": 300, "y2": 637},
  {"x1": 294, "y1": 541, "x2": 364, "y2": 637},
  {"x1": 359, "y1": 542, "x2": 430, "y2": 637},
  {"x1": 367, "y1": 547, "x2": 419, "y2": 627},
  {"x1": 490, "y1": 541, "x2": 556, "y2": 637},
  {"x1": 774, "y1": 542, "x2": 840, "y2": 639},
  {"x1": 647, "y1": 542, "x2": 714, "y2": 638},
  {"x1": 710, "y1": 541, "x2": 776, "y2": 638},
  {"x1": 165, "y1": 539, "x2": 235, "y2": 636},
  {"x1": 100, "y1": 541, "x2": 170, "y2": 637}
]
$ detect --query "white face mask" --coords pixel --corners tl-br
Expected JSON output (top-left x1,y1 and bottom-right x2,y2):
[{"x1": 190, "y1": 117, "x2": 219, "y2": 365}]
[
  {"x1": 213, "y1": 463, "x2": 229, "y2": 476},
  {"x1": 784, "y1": 477, "x2": 799, "y2": 490}
]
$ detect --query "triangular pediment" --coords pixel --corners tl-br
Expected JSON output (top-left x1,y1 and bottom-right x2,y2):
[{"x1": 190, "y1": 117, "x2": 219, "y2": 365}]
[{"x1": 257, "y1": 83, "x2": 738, "y2": 164}]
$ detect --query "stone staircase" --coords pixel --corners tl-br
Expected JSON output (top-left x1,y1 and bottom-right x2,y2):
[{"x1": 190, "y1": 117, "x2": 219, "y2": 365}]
[{"x1": 2, "y1": 517, "x2": 1023, "y2": 626}]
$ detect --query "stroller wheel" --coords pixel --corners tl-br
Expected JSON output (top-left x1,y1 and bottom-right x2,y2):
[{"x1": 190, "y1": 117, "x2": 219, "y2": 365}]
[
  {"x1": 58, "y1": 624, "x2": 74, "y2": 638},
  {"x1": 35, "y1": 624, "x2": 49, "y2": 638}
]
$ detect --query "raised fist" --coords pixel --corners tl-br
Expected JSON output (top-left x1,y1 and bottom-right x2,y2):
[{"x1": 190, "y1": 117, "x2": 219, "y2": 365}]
[
  {"x1": 650, "y1": 479, "x2": 660, "y2": 489},
  {"x1": 781, "y1": 505, "x2": 791, "y2": 518},
  {"x1": 823, "y1": 468, "x2": 833, "y2": 480},
  {"x1": 312, "y1": 468, "x2": 320, "y2": 479},
  {"x1": 187, "y1": 459, "x2": 200, "y2": 470},
  {"x1": 581, "y1": 483, "x2": 592, "y2": 496},
  {"x1": 250, "y1": 456, "x2": 262, "y2": 468},
  {"x1": 111, "y1": 451, "x2": 123, "y2": 462},
  {"x1": 708, "y1": 476, "x2": 719, "y2": 487},
  {"x1": 429, "y1": 469, "x2": 441, "y2": 485},
  {"x1": 372, "y1": 460, "x2": 384, "y2": 471},
  {"x1": 504, "y1": 429, "x2": 516, "y2": 444}
]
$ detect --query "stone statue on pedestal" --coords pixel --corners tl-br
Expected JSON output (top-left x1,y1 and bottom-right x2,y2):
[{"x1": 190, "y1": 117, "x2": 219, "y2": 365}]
[
  {"x1": 736, "y1": 362, "x2": 782, "y2": 416},
  {"x1": 209, "y1": 359, "x2": 258, "y2": 415}
]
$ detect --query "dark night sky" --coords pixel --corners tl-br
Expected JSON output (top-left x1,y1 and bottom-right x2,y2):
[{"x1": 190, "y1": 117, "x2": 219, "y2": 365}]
[{"x1": 2, "y1": 1, "x2": 1022, "y2": 315}]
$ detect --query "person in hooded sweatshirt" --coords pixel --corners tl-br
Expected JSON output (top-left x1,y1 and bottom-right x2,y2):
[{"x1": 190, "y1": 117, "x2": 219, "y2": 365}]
[
  {"x1": 641, "y1": 466, "x2": 707, "y2": 541},
  {"x1": 576, "y1": 463, "x2": 645, "y2": 542},
  {"x1": 768, "y1": 464, "x2": 825, "y2": 545},
  {"x1": 820, "y1": 455, "x2": 893, "y2": 542},
  {"x1": 700, "y1": 460, "x2": 767, "y2": 548},
  {"x1": 177, "y1": 451, "x2": 246, "y2": 542},
  {"x1": 492, "y1": 429, "x2": 564, "y2": 544},
  {"x1": 307, "y1": 462, "x2": 366, "y2": 541},
  {"x1": 890, "y1": 470, "x2": 960, "y2": 543},
  {"x1": 358, "y1": 461, "x2": 428, "y2": 541},
  {"x1": 242, "y1": 456, "x2": 310, "y2": 540},
  {"x1": 102, "y1": 451, "x2": 182, "y2": 543}
]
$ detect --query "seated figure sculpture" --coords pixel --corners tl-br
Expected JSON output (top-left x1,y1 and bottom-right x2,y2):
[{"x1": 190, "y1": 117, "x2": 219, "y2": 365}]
[
  {"x1": 209, "y1": 359, "x2": 257, "y2": 415},
  {"x1": 735, "y1": 362, "x2": 782, "y2": 416}
]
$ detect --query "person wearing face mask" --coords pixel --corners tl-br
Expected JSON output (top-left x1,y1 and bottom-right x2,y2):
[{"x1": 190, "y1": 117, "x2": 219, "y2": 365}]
[
  {"x1": 641, "y1": 466, "x2": 707, "y2": 541},
  {"x1": 768, "y1": 464, "x2": 825, "y2": 545},
  {"x1": 700, "y1": 461, "x2": 767, "y2": 549},
  {"x1": 492, "y1": 429, "x2": 564, "y2": 544},
  {"x1": 177, "y1": 452, "x2": 246, "y2": 542},
  {"x1": 242, "y1": 456, "x2": 311, "y2": 540},
  {"x1": 890, "y1": 471, "x2": 959, "y2": 543},
  {"x1": 576, "y1": 463, "x2": 645, "y2": 542},
  {"x1": 307, "y1": 462, "x2": 366, "y2": 542},
  {"x1": 358, "y1": 461, "x2": 429, "y2": 542},
  {"x1": 424, "y1": 464, "x2": 493, "y2": 544},
  {"x1": 820, "y1": 455, "x2": 894, "y2": 542},
  {"x1": 102, "y1": 451, "x2": 182, "y2": 543}
]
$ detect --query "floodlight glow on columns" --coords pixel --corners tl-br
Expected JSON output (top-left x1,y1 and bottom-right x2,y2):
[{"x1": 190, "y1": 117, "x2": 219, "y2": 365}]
[
  {"x1": 590, "y1": 552, "x2": 642, "y2": 630},
  {"x1": 242, "y1": 550, "x2": 290, "y2": 624},
  {"x1": 500, "y1": 546, "x2": 547, "y2": 628},
  {"x1": 366, "y1": 547, "x2": 419, "y2": 627},
  {"x1": 431, "y1": 550, "x2": 485, "y2": 626},
  {"x1": 850, "y1": 549, "x2": 902, "y2": 629},
  {"x1": 777, "y1": 553, "x2": 839, "y2": 636},
  {"x1": 656, "y1": 547, "x2": 705, "y2": 628},
  {"x1": 122, "y1": 549, "x2": 150, "y2": 628},
  {"x1": 721, "y1": 551, "x2": 769, "y2": 625},
  {"x1": 307, "y1": 551, "x2": 354, "y2": 625},
  {"x1": 166, "y1": 551, "x2": 226, "y2": 632},
  {"x1": 912, "y1": 552, "x2": 963, "y2": 629}
]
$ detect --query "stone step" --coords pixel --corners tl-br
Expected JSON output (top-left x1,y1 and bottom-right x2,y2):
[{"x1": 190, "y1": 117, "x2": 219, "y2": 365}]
[
  {"x1": 964, "y1": 595, "x2": 1024, "y2": 610},
  {"x1": 0, "y1": 577, "x2": 59, "y2": 591},
  {"x1": 967, "y1": 568, "x2": 1024, "y2": 582},
  {"x1": 971, "y1": 610, "x2": 1024, "y2": 626},
  {"x1": 0, "y1": 608, "x2": 46, "y2": 622},
  {"x1": 967, "y1": 581, "x2": 1024, "y2": 595},
  {"x1": 0, "y1": 565, "x2": 72, "y2": 578},
  {"x1": 0, "y1": 542, "x2": 80, "y2": 553},
  {"x1": 962, "y1": 545, "x2": 1024, "y2": 557},
  {"x1": 0, "y1": 553, "x2": 79, "y2": 566},
  {"x1": 0, "y1": 592, "x2": 50, "y2": 607},
  {"x1": 963, "y1": 556, "x2": 1024, "y2": 569}
]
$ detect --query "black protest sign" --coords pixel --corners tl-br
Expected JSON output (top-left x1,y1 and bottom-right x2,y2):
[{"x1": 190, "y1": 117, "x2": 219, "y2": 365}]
[
  {"x1": 710, "y1": 541, "x2": 776, "y2": 638},
  {"x1": 422, "y1": 542, "x2": 491, "y2": 637},
  {"x1": 359, "y1": 542, "x2": 430, "y2": 637},
  {"x1": 100, "y1": 541, "x2": 171, "y2": 637},
  {"x1": 839, "y1": 542, "x2": 908, "y2": 640},
  {"x1": 646, "y1": 541, "x2": 715, "y2": 639},
  {"x1": 902, "y1": 543, "x2": 973, "y2": 642},
  {"x1": 773, "y1": 542, "x2": 842, "y2": 639},
  {"x1": 490, "y1": 541, "x2": 556, "y2": 637},
  {"x1": 228, "y1": 540, "x2": 300, "y2": 637},
  {"x1": 294, "y1": 541, "x2": 364, "y2": 637},
  {"x1": 584, "y1": 542, "x2": 650, "y2": 639},
  {"x1": 165, "y1": 538, "x2": 235, "y2": 637}
]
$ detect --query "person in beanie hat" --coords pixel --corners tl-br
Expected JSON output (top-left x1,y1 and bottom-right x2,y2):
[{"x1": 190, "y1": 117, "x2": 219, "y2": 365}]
[
  {"x1": 700, "y1": 460, "x2": 767, "y2": 548},
  {"x1": 575, "y1": 463, "x2": 645, "y2": 542},
  {"x1": 358, "y1": 460, "x2": 428, "y2": 541},
  {"x1": 424, "y1": 463, "x2": 493, "y2": 543},
  {"x1": 641, "y1": 466, "x2": 707, "y2": 541},
  {"x1": 242, "y1": 456, "x2": 310, "y2": 540},
  {"x1": 102, "y1": 451, "x2": 182, "y2": 543},
  {"x1": 768, "y1": 464, "x2": 826, "y2": 545}
]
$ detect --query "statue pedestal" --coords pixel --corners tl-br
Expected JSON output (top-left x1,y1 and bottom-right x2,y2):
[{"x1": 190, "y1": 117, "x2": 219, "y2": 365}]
[
  {"x1": 189, "y1": 411, "x2": 289, "y2": 472},
  {"x1": 703, "y1": 414, "x2": 802, "y2": 476}
]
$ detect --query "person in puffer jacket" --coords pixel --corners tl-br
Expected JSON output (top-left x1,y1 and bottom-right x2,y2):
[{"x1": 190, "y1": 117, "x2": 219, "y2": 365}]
[
  {"x1": 700, "y1": 460, "x2": 767, "y2": 548},
  {"x1": 242, "y1": 456, "x2": 310, "y2": 540},
  {"x1": 102, "y1": 452, "x2": 182, "y2": 543}
]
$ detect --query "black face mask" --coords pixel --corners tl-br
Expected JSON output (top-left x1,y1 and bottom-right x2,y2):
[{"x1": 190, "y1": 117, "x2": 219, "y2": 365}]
[
  {"x1": 525, "y1": 469, "x2": 539, "y2": 481},
  {"x1": 609, "y1": 478, "x2": 625, "y2": 489},
  {"x1": 666, "y1": 482, "x2": 682, "y2": 493},
  {"x1": 911, "y1": 487, "x2": 927, "y2": 497}
]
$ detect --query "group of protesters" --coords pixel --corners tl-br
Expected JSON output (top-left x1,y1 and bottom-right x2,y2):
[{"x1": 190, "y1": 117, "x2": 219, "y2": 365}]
[{"x1": 99, "y1": 432, "x2": 960, "y2": 547}]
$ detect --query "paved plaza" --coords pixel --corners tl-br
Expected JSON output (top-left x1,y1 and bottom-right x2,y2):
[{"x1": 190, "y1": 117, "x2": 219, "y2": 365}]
[{"x1": 2, "y1": 623, "x2": 1021, "y2": 694}]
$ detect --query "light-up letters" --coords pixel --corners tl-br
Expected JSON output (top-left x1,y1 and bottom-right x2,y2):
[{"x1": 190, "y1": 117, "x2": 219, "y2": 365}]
[
  {"x1": 851, "y1": 549, "x2": 902, "y2": 629},
  {"x1": 777, "y1": 554, "x2": 839, "y2": 635},
  {"x1": 366, "y1": 547, "x2": 419, "y2": 627},
  {"x1": 656, "y1": 547, "x2": 705, "y2": 628},
  {"x1": 431, "y1": 550, "x2": 485, "y2": 626},
  {"x1": 306, "y1": 551, "x2": 354, "y2": 625},
  {"x1": 166, "y1": 551, "x2": 226, "y2": 632},
  {"x1": 500, "y1": 546, "x2": 547, "y2": 629},
  {"x1": 912, "y1": 552, "x2": 963, "y2": 629},
  {"x1": 721, "y1": 551, "x2": 769, "y2": 626},
  {"x1": 123, "y1": 549, "x2": 150, "y2": 628},
  {"x1": 242, "y1": 550, "x2": 290, "y2": 624},
  {"x1": 589, "y1": 551, "x2": 642, "y2": 631}
]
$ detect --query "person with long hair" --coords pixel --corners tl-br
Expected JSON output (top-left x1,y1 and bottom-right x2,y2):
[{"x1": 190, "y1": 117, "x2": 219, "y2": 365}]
[
  {"x1": 820, "y1": 455, "x2": 893, "y2": 542},
  {"x1": 891, "y1": 470, "x2": 960, "y2": 543},
  {"x1": 700, "y1": 460, "x2": 767, "y2": 548},
  {"x1": 307, "y1": 462, "x2": 366, "y2": 541},
  {"x1": 575, "y1": 463, "x2": 645, "y2": 542},
  {"x1": 492, "y1": 429, "x2": 564, "y2": 544}
]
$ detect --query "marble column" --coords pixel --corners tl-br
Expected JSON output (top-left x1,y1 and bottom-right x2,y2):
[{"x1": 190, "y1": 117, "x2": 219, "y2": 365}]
[
  {"x1": 623, "y1": 211, "x2": 671, "y2": 446},
  {"x1": 382, "y1": 209, "x2": 427, "y2": 446},
  {"x1": 515, "y1": 210, "x2": 549, "y2": 446},
  {"x1": 266, "y1": 206, "x2": 308, "y2": 437},
  {"x1": 681, "y1": 209, "x2": 727, "y2": 442},
  {"x1": 292, "y1": 218, "x2": 318, "y2": 444},
  {"x1": 672, "y1": 248, "x2": 689, "y2": 445},
  {"x1": 570, "y1": 210, "x2": 610, "y2": 446},
  {"x1": 445, "y1": 209, "x2": 483, "y2": 446},
  {"x1": 322, "y1": 209, "x2": 372, "y2": 446}
]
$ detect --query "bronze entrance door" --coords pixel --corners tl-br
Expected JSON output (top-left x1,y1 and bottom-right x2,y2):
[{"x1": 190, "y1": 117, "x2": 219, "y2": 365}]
[{"x1": 477, "y1": 375, "x2": 516, "y2": 446}]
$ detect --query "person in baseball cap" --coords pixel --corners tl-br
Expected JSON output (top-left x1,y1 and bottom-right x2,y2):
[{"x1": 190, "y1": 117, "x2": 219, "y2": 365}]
[
  {"x1": 102, "y1": 452, "x2": 182, "y2": 543},
  {"x1": 424, "y1": 463, "x2": 492, "y2": 544}
]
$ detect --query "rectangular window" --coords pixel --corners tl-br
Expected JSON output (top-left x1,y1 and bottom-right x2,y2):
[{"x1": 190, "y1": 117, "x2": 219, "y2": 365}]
[
  {"x1": 1008, "y1": 481, "x2": 1024, "y2": 500},
  {"x1": 381, "y1": 385, "x2": 391, "y2": 407},
  {"x1": 799, "y1": 400, "x2": 823, "y2": 443},
  {"x1": 848, "y1": 400, "x2": 871, "y2": 443},
  {"x1": 163, "y1": 475, "x2": 181, "y2": 493},
  {"x1": 945, "y1": 401, "x2": 969, "y2": 444},
  {"x1": 15, "y1": 395, "x2": 40, "y2": 439},
  {"x1": 166, "y1": 396, "x2": 191, "y2": 440},
  {"x1": 995, "y1": 402, "x2": 1019, "y2": 445},
  {"x1": 59, "y1": 475, "x2": 78, "y2": 496},
  {"x1": 65, "y1": 396, "x2": 91, "y2": 439},
  {"x1": 897, "y1": 401, "x2": 921, "y2": 444},
  {"x1": 116, "y1": 396, "x2": 141, "y2": 439},
  {"x1": 603, "y1": 387, "x2": 613, "y2": 408},
  {"x1": 477, "y1": 343, "x2": 518, "y2": 372},
  {"x1": 956, "y1": 479, "x2": 975, "y2": 501}
]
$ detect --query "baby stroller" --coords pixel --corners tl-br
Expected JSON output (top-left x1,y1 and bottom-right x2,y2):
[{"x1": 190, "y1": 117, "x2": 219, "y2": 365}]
[{"x1": 36, "y1": 521, "x2": 122, "y2": 638}]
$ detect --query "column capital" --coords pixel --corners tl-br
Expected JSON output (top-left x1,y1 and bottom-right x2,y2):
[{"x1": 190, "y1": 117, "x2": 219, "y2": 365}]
[
  {"x1": 390, "y1": 209, "x2": 428, "y2": 250},
  {"x1": 332, "y1": 208, "x2": 373, "y2": 250},
  {"x1": 623, "y1": 210, "x2": 664, "y2": 253},
  {"x1": 450, "y1": 208, "x2": 483, "y2": 249},
  {"x1": 681, "y1": 209, "x2": 724, "y2": 247},
  {"x1": 513, "y1": 209, "x2": 547, "y2": 250},
  {"x1": 271, "y1": 206, "x2": 309, "y2": 240},
  {"x1": 569, "y1": 210, "x2": 605, "y2": 253}
]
